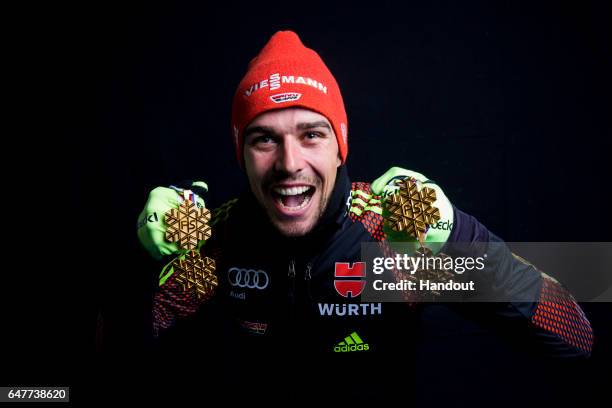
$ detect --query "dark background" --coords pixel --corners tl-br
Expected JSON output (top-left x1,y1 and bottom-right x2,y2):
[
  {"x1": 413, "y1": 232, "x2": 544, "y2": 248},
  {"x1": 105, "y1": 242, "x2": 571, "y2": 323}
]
[{"x1": 8, "y1": 0, "x2": 611, "y2": 405}]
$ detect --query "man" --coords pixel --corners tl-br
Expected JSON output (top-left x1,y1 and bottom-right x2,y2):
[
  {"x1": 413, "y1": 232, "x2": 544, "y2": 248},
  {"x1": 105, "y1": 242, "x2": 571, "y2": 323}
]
[{"x1": 137, "y1": 31, "x2": 592, "y2": 397}]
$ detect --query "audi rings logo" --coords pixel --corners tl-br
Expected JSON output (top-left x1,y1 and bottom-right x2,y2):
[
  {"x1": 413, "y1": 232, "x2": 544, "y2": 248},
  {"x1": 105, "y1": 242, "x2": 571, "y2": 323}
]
[{"x1": 228, "y1": 267, "x2": 270, "y2": 290}]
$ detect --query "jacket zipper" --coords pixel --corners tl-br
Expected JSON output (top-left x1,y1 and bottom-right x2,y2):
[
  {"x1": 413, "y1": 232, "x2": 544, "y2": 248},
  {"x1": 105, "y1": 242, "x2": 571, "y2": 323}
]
[
  {"x1": 288, "y1": 259, "x2": 315, "y2": 304},
  {"x1": 304, "y1": 262, "x2": 313, "y2": 303},
  {"x1": 288, "y1": 259, "x2": 296, "y2": 306}
]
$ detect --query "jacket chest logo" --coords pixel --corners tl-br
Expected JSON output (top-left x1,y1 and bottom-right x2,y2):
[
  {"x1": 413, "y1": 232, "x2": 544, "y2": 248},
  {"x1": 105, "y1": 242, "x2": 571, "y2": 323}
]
[
  {"x1": 320, "y1": 262, "x2": 382, "y2": 317},
  {"x1": 334, "y1": 262, "x2": 366, "y2": 298},
  {"x1": 227, "y1": 267, "x2": 270, "y2": 290}
]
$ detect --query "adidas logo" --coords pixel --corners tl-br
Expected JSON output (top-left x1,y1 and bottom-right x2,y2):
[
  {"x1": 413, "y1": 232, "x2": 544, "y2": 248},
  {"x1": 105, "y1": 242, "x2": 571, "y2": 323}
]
[{"x1": 333, "y1": 332, "x2": 369, "y2": 353}]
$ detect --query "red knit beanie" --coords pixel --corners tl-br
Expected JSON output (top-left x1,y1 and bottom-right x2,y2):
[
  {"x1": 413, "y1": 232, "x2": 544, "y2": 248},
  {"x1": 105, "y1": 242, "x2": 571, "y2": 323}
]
[{"x1": 231, "y1": 31, "x2": 348, "y2": 167}]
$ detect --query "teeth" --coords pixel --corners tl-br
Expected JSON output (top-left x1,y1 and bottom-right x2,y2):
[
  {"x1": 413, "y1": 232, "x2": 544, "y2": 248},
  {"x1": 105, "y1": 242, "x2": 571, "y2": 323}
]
[
  {"x1": 278, "y1": 193, "x2": 312, "y2": 210},
  {"x1": 273, "y1": 186, "x2": 311, "y2": 196}
]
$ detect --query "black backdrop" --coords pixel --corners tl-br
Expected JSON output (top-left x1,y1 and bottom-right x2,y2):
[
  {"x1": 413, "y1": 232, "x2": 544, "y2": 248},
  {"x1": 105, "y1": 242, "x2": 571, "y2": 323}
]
[{"x1": 10, "y1": 0, "x2": 612, "y2": 405}]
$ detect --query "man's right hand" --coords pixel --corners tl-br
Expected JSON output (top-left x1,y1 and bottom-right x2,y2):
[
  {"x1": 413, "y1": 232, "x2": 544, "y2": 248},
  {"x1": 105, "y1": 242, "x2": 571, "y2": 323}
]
[{"x1": 136, "y1": 181, "x2": 208, "y2": 260}]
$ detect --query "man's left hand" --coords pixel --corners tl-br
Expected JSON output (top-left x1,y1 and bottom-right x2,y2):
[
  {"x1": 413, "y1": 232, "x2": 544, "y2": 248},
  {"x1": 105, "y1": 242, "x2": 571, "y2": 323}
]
[{"x1": 371, "y1": 167, "x2": 454, "y2": 253}]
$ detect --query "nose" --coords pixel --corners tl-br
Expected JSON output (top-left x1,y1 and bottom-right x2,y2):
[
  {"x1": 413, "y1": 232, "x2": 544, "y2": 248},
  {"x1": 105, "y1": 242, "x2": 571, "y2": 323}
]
[{"x1": 275, "y1": 136, "x2": 305, "y2": 174}]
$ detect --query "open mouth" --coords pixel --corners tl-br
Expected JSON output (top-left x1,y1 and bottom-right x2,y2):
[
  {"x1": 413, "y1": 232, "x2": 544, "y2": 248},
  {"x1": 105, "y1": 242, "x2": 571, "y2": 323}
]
[{"x1": 271, "y1": 185, "x2": 316, "y2": 211}]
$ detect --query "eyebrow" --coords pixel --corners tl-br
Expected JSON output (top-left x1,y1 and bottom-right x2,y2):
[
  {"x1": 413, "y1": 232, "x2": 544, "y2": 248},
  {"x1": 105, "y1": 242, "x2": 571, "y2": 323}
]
[{"x1": 296, "y1": 121, "x2": 332, "y2": 131}]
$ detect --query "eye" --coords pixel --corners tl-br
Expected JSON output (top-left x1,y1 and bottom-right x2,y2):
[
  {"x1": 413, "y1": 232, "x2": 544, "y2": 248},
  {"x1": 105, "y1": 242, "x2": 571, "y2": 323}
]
[
  {"x1": 304, "y1": 131, "x2": 322, "y2": 140},
  {"x1": 252, "y1": 135, "x2": 276, "y2": 145}
]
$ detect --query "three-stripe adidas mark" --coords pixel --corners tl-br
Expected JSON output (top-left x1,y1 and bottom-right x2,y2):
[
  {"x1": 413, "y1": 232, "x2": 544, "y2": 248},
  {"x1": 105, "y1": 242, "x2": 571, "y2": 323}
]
[{"x1": 333, "y1": 332, "x2": 370, "y2": 353}]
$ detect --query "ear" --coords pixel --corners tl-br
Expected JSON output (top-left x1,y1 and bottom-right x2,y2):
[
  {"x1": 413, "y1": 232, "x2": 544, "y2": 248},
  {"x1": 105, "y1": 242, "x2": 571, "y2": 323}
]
[{"x1": 336, "y1": 151, "x2": 342, "y2": 167}]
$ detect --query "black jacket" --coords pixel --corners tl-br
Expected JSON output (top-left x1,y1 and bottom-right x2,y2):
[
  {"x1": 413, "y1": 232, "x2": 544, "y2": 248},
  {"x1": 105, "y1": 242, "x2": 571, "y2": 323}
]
[{"x1": 151, "y1": 166, "x2": 592, "y2": 399}]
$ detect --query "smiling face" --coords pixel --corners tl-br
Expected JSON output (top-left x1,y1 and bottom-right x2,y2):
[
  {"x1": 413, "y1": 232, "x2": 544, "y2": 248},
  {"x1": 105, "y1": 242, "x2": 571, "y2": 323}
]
[{"x1": 243, "y1": 108, "x2": 341, "y2": 237}]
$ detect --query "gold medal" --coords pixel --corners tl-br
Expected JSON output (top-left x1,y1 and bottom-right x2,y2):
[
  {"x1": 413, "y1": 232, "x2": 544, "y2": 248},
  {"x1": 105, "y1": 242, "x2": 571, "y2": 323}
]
[
  {"x1": 162, "y1": 191, "x2": 217, "y2": 299},
  {"x1": 165, "y1": 197, "x2": 211, "y2": 250},
  {"x1": 412, "y1": 246, "x2": 455, "y2": 297},
  {"x1": 172, "y1": 250, "x2": 218, "y2": 300},
  {"x1": 385, "y1": 178, "x2": 451, "y2": 299},
  {"x1": 385, "y1": 178, "x2": 441, "y2": 247}
]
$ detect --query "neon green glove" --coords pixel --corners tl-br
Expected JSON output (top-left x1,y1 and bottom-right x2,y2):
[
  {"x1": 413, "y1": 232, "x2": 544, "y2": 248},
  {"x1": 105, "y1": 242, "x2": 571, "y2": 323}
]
[
  {"x1": 136, "y1": 181, "x2": 208, "y2": 261},
  {"x1": 371, "y1": 167, "x2": 454, "y2": 254}
]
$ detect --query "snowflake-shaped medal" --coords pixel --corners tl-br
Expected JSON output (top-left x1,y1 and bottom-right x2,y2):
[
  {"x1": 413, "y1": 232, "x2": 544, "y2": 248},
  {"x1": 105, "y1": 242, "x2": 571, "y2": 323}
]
[
  {"x1": 385, "y1": 178, "x2": 441, "y2": 246},
  {"x1": 165, "y1": 198, "x2": 211, "y2": 250},
  {"x1": 172, "y1": 250, "x2": 218, "y2": 300},
  {"x1": 164, "y1": 191, "x2": 216, "y2": 299}
]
